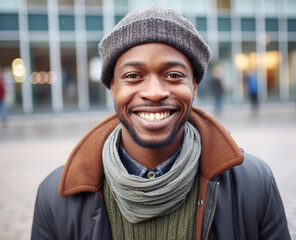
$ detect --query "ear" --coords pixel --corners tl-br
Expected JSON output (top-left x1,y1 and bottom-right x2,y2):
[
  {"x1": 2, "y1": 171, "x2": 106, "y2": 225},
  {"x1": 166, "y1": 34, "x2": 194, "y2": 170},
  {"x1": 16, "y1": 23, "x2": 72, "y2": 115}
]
[{"x1": 110, "y1": 78, "x2": 115, "y2": 99}]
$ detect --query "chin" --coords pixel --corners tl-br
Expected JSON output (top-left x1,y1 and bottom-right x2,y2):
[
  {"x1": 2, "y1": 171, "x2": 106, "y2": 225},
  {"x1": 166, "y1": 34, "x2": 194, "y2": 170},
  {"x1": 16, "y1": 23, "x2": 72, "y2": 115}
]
[{"x1": 129, "y1": 130, "x2": 179, "y2": 149}]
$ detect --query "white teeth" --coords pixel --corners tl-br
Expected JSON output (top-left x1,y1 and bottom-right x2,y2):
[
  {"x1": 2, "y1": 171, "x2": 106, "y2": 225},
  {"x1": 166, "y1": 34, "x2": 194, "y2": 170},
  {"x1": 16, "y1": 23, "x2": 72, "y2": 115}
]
[{"x1": 138, "y1": 111, "x2": 171, "y2": 121}]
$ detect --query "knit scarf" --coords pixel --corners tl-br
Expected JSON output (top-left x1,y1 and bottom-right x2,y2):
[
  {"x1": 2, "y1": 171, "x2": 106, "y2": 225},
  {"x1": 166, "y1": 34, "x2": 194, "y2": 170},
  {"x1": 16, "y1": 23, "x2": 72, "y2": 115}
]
[{"x1": 102, "y1": 122, "x2": 201, "y2": 223}]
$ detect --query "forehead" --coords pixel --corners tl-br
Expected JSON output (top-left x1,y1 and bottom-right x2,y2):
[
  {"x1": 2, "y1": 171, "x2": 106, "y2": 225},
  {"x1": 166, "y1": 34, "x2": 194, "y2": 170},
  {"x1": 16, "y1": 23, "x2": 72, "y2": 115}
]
[{"x1": 114, "y1": 43, "x2": 193, "y2": 69}]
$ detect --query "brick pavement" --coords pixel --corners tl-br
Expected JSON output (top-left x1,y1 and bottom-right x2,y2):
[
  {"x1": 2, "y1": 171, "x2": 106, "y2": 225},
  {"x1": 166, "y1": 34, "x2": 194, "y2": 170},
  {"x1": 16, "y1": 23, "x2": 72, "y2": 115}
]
[{"x1": 0, "y1": 105, "x2": 295, "y2": 239}]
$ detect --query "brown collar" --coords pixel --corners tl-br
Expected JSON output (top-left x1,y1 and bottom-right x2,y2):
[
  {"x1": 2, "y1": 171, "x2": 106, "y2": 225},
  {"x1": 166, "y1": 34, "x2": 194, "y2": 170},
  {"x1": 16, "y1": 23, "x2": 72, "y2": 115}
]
[{"x1": 58, "y1": 107, "x2": 244, "y2": 197}]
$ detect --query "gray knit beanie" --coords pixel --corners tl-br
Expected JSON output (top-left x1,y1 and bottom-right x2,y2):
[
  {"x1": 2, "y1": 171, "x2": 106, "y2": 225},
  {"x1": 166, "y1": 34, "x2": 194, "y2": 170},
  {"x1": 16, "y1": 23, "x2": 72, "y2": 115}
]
[{"x1": 99, "y1": 5, "x2": 211, "y2": 89}]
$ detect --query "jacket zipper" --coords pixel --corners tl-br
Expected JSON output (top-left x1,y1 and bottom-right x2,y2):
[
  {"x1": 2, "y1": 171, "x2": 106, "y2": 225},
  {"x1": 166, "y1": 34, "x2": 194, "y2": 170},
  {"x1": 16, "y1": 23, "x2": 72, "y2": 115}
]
[{"x1": 204, "y1": 182, "x2": 220, "y2": 240}]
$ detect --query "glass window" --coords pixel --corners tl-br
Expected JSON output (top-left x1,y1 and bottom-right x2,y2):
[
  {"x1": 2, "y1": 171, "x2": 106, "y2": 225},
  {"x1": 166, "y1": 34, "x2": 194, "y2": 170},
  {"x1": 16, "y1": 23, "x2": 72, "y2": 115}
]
[
  {"x1": 28, "y1": 14, "x2": 48, "y2": 31},
  {"x1": 115, "y1": 15, "x2": 125, "y2": 25},
  {"x1": 241, "y1": 18, "x2": 256, "y2": 32},
  {"x1": 218, "y1": 17, "x2": 231, "y2": 31},
  {"x1": 242, "y1": 42, "x2": 256, "y2": 54},
  {"x1": 27, "y1": 0, "x2": 47, "y2": 6},
  {"x1": 217, "y1": 0, "x2": 231, "y2": 10},
  {"x1": 186, "y1": 0, "x2": 209, "y2": 14},
  {"x1": 266, "y1": 41, "x2": 280, "y2": 99},
  {"x1": 30, "y1": 43, "x2": 52, "y2": 112},
  {"x1": 0, "y1": 14, "x2": 19, "y2": 31},
  {"x1": 265, "y1": 18, "x2": 278, "y2": 32},
  {"x1": 128, "y1": 0, "x2": 156, "y2": 11},
  {"x1": 59, "y1": 15, "x2": 75, "y2": 31},
  {"x1": 0, "y1": 42, "x2": 22, "y2": 113},
  {"x1": 218, "y1": 42, "x2": 232, "y2": 102},
  {"x1": 58, "y1": 0, "x2": 74, "y2": 6},
  {"x1": 61, "y1": 43, "x2": 78, "y2": 110},
  {"x1": 0, "y1": 0, "x2": 18, "y2": 10},
  {"x1": 167, "y1": 0, "x2": 184, "y2": 12},
  {"x1": 286, "y1": 0, "x2": 296, "y2": 16},
  {"x1": 264, "y1": 0, "x2": 278, "y2": 16},
  {"x1": 239, "y1": 42, "x2": 257, "y2": 100},
  {"x1": 236, "y1": 0, "x2": 255, "y2": 15},
  {"x1": 85, "y1": 0, "x2": 102, "y2": 6},
  {"x1": 196, "y1": 17, "x2": 207, "y2": 31},
  {"x1": 288, "y1": 41, "x2": 296, "y2": 98},
  {"x1": 86, "y1": 15, "x2": 103, "y2": 31},
  {"x1": 288, "y1": 19, "x2": 296, "y2": 32},
  {"x1": 115, "y1": 0, "x2": 128, "y2": 11},
  {"x1": 87, "y1": 42, "x2": 106, "y2": 107}
]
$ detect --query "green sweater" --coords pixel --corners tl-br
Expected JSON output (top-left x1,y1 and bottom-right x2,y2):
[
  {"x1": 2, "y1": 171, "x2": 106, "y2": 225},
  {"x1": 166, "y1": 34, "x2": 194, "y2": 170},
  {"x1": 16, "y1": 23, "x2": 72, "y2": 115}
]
[{"x1": 103, "y1": 177, "x2": 199, "y2": 240}]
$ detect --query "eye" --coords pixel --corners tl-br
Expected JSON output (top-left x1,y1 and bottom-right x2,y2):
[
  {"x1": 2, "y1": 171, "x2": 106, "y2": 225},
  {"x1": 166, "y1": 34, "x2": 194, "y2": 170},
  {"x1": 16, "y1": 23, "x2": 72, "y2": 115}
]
[
  {"x1": 168, "y1": 73, "x2": 182, "y2": 78},
  {"x1": 164, "y1": 72, "x2": 184, "y2": 81},
  {"x1": 126, "y1": 73, "x2": 139, "y2": 79},
  {"x1": 121, "y1": 72, "x2": 143, "y2": 83}
]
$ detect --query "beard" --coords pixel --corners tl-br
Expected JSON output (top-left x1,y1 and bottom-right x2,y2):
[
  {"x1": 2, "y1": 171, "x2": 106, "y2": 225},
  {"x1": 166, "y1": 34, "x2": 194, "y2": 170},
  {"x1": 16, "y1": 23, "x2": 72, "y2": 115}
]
[{"x1": 114, "y1": 103, "x2": 192, "y2": 149}]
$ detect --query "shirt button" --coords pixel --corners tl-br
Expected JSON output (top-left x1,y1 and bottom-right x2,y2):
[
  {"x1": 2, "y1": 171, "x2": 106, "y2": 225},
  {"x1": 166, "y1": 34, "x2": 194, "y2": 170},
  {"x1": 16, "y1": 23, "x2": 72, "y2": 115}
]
[{"x1": 147, "y1": 171, "x2": 156, "y2": 179}]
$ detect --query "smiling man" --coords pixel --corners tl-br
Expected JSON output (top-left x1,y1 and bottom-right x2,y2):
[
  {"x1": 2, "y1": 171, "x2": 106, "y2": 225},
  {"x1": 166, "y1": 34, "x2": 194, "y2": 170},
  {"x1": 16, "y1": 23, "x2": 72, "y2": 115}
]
[{"x1": 31, "y1": 6, "x2": 290, "y2": 240}]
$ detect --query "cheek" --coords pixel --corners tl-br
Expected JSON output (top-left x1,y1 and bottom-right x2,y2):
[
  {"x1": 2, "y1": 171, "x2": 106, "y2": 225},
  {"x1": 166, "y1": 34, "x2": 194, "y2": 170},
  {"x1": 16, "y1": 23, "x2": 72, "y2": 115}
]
[
  {"x1": 174, "y1": 86, "x2": 195, "y2": 104},
  {"x1": 113, "y1": 86, "x2": 136, "y2": 109}
]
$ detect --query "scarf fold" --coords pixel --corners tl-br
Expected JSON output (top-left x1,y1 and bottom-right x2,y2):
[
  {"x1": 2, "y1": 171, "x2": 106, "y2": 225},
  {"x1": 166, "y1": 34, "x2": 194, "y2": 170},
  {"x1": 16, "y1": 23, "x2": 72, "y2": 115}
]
[{"x1": 103, "y1": 122, "x2": 201, "y2": 223}]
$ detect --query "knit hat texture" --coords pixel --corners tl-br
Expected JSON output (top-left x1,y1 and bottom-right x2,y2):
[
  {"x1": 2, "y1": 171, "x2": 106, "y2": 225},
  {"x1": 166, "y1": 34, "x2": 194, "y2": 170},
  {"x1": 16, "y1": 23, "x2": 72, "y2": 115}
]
[{"x1": 99, "y1": 5, "x2": 211, "y2": 89}]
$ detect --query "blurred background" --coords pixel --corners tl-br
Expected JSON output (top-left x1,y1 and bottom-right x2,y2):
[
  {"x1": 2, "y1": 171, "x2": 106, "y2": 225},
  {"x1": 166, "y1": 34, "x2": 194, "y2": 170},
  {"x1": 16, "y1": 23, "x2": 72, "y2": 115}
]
[{"x1": 0, "y1": 0, "x2": 296, "y2": 239}]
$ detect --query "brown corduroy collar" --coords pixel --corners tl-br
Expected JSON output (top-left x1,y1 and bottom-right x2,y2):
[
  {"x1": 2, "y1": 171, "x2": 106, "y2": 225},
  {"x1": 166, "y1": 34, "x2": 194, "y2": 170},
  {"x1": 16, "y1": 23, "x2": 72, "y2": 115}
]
[{"x1": 58, "y1": 107, "x2": 244, "y2": 197}]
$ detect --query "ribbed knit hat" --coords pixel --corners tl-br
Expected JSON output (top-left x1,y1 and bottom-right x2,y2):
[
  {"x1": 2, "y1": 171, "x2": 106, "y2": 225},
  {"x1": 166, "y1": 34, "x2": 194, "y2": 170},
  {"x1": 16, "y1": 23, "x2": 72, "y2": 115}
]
[{"x1": 99, "y1": 5, "x2": 211, "y2": 89}]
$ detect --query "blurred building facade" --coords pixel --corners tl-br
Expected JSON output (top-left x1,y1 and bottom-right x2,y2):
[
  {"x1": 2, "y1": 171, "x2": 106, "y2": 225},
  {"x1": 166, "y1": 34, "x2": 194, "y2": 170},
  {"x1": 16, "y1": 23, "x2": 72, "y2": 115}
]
[{"x1": 0, "y1": 0, "x2": 295, "y2": 114}]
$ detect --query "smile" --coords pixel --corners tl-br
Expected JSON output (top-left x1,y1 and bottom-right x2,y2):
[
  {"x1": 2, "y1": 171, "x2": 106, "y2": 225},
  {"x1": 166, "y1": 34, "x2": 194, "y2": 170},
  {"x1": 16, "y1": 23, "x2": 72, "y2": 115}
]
[{"x1": 138, "y1": 111, "x2": 171, "y2": 122}]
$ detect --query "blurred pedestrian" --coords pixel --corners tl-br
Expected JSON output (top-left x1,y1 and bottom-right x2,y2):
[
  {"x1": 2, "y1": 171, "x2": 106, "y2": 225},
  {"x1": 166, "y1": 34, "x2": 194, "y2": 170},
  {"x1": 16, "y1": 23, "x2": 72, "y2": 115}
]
[
  {"x1": 31, "y1": 6, "x2": 291, "y2": 240},
  {"x1": 0, "y1": 72, "x2": 7, "y2": 125},
  {"x1": 210, "y1": 65, "x2": 224, "y2": 115},
  {"x1": 246, "y1": 70, "x2": 259, "y2": 113}
]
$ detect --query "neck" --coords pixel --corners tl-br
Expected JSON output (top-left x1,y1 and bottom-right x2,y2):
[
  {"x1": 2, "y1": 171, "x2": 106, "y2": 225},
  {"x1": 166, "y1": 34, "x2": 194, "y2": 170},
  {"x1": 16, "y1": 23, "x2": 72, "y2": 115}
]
[{"x1": 121, "y1": 128, "x2": 183, "y2": 169}]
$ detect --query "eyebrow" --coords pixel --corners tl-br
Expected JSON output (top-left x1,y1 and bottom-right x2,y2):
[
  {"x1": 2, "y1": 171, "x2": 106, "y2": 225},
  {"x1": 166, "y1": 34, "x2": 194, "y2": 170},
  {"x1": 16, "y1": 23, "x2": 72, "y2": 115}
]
[
  {"x1": 164, "y1": 61, "x2": 188, "y2": 69},
  {"x1": 118, "y1": 61, "x2": 188, "y2": 70},
  {"x1": 118, "y1": 61, "x2": 144, "y2": 71}
]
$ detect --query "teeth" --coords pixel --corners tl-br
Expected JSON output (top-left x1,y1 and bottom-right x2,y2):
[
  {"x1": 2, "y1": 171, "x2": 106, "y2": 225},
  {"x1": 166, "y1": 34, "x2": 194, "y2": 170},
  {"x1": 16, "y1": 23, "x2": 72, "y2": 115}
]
[{"x1": 138, "y1": 111, "x2": 171, "y2": 121}]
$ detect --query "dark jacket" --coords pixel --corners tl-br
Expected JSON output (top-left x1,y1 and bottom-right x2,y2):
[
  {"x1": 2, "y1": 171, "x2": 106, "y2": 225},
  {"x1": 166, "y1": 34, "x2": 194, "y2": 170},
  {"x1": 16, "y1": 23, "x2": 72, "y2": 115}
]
[{"x1": 31, "y1": 107, "x2": 291, "y2": 240}]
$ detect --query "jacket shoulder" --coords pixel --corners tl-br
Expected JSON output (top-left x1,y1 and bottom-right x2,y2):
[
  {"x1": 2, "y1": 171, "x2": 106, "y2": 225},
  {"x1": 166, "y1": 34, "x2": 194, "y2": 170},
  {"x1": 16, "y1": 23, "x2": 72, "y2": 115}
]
[
  {"x1": 35, "y1": 165, "x2": 99, "y2": 218},
  {"x1": 32, "y1": 166, "x2": 107, "y2": 239},
  {"x1": 212, "y1": 153, "x2": 290, "y2": 239},
  {"x1": 219, "y1": 153, "x2": 276, "y2": 203},
  {"x1": 234, "y1": 153, "x2": 274, "y2": 182},
  {"x1": 39, "y1": 166, "x2": 64, "y2": 195}
]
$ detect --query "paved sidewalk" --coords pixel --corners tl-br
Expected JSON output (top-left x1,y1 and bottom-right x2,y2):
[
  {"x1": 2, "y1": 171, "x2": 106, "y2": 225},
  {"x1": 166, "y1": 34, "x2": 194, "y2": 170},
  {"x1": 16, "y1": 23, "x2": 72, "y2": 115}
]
[{"x1": 0, "y1": 104, "x2": 295, "y2": 239}]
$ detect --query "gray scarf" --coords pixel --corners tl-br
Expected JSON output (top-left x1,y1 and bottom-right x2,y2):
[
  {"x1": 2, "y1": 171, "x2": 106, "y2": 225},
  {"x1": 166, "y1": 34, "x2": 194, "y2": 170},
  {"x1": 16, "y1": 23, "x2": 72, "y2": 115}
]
[{"x1": 103, "y1": 122, "x2": 201, "y2": 223}]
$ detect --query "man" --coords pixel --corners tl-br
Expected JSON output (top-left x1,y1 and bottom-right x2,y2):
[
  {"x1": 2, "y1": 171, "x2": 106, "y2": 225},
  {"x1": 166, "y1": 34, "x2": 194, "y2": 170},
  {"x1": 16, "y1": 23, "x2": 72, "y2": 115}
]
[
  {"x1": 31, "y1": 6, "x2": 290, "y2": 240},
  {"x1": 0, "y1": 71, "x2": 7, "y2": 125}
]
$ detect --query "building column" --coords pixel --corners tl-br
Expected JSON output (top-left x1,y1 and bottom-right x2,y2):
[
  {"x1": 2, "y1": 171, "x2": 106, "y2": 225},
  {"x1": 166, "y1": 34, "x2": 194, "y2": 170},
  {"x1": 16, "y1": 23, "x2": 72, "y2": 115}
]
[
  {"x1": 75, "y1": 0, "x2": 90, "y2": 110},
  {"x1": 278, "y1": 0, "x2": 290, "y2": 101},
  {"x1": 231, "y1": 0, "x2": 244, "y2": 102},
  {"x1": 255, "y1": 0, "x2": 268, "y2": 101},
  {"x1": 103, "y1": 0, "x2": 115, "y2": 110},
  {"x1": 18, "y1": 0, "x2": 33, "y2": 114},
  {"x1": 48, "y1": 0, "x2": 63, "y2": 112},
  {"x1": 207, "y1": 0, "x2": 219, "y2": 61}
]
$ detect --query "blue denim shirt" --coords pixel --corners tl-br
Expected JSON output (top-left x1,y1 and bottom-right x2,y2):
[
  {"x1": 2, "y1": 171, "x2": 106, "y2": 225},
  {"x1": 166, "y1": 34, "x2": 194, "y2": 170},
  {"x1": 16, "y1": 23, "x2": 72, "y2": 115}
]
[{"x1": 119, "y1": 144, "x2": 181, "y2": 179}]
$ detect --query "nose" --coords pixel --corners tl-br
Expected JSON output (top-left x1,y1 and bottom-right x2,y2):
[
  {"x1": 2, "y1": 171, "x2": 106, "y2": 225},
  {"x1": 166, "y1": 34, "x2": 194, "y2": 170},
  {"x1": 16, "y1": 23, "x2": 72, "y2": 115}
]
[{"x1": 139, "y1": 76, "x2": 170, "y2": 102}]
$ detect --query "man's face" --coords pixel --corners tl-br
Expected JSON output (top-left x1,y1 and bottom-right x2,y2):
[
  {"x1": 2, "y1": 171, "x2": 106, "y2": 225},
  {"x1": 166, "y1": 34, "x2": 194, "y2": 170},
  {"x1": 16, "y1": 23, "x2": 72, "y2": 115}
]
[{"x1": 111, "y1": 43, "x2": 197, "y2": 149}]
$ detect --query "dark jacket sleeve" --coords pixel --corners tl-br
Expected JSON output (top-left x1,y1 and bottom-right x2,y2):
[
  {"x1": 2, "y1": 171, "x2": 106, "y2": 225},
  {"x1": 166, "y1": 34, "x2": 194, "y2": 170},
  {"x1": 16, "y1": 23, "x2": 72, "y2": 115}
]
[
  {"x1": 31, "y1": 189, "x2": 57, "y2": 239},
  {"x1": 258, "y1": 169, "x2": 291, "y2": 239},
  {"x1": 31, "y1": 167, "x2": 63, "y2": 240},
  {"x1": 31, "y1": 166, "x2": 112, "y2": 240},
  {"x1": 209, "y1": 154, "x2": 291, "y2": 240}
]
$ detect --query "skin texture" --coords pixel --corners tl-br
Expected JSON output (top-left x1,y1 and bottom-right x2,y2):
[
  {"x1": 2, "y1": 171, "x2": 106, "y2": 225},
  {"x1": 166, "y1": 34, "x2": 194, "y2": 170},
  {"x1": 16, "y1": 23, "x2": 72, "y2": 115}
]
[{"x1": 110, "y1": 43, "x2": 197, "y2": 169}]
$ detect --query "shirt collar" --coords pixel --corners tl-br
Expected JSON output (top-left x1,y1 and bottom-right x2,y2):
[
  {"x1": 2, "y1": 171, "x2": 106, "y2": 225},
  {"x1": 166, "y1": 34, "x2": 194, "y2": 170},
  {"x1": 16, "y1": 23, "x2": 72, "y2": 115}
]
[{"x1": 119, "y1": 144, "x2": 180, "y2": 179}]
